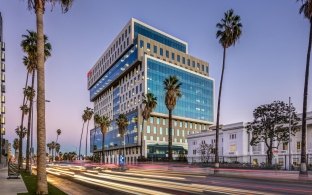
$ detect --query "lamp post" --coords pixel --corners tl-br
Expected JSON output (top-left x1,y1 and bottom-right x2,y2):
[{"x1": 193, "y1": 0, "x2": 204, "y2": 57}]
[
  {"x1": 288, "y1": 97, "x2": 292, "y2": 171},
  {"x1": 30, "y1": 99, "x2": 50, "y2": 170}
]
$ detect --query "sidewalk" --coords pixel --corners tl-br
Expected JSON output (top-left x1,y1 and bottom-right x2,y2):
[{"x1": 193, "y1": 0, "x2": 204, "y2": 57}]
[{"x1": 0, "y1": 166, "x2": 28, "y2": 195}]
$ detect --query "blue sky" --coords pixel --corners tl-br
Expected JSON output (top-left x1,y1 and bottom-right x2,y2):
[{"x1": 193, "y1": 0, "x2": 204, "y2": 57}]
[{"x1": 0, "y1": 0, "x2": 310, "y2": 153}]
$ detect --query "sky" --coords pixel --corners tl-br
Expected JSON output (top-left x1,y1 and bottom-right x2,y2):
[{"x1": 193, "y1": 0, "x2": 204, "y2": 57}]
[{"x1": 0, "y1": 0, "x2": 311, "y2": 154}]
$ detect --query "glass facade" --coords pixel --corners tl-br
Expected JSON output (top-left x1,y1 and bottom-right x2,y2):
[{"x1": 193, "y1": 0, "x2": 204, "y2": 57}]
[
  {"x1": 90, "y1": 46, "x2": 138, "y2": 101},
  {"x1": 134, "y1": 22, "x2": 187, "y2": 53},
  {"x1": 90, "y1": 112, "x2": 138, "y2": 153},
  {"x1": 146, "y1": 57, "x2": 214, "y2": 122}
]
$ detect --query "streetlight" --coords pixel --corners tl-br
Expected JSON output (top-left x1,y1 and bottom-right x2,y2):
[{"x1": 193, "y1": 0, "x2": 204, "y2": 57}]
[{"x1": 30, "y1": 99, "x2": 50, "y2": 170}]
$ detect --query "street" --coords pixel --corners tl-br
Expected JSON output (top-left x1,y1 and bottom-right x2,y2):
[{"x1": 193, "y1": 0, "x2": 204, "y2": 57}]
[{"x1": 44, "y1": 164, "x2": 312, "y2": 195}]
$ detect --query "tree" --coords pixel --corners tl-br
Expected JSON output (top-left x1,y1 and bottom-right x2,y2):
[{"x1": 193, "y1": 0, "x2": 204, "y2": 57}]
[
  {"x1": 215, "y1": 9, "x2": 242, "y2": 167},
  {"x1": 94, "y1": 114, "x2": 110, "y2": 164},
  {"x1": 246, "y1": 101, "x2": 300, "y2": 166},
  {"x1": 24, "y1": 86, "x2": 35, "y2": 172},
  {"x1": 18, "y1": 103, "x2": 29, "y2": 170},
  {"x1": 21, "y1": 30, "x2": 52, "y2": 173},
  {"x1": 56, "y1": 129, "x2": 61, "y2": 144},
  {"x1": 50, "y1": 141, "x2": 56, "y2": 163},
  {"x1": 140, "y1": 93, "x2": 157, "y2": 159},
  {"x1": 13, "y1": 138, "x2": 19, "y2": 159},
  {"x1": 46, "y1": 143, "x2": 52, "y2": 159},
  {"x1": 163, "y1": 75, "x2": 182, "y2": 161},
  {"x1": 55, "y1": 143, "x2": 60, "y2": 160},
  {"x1": 197, "y1": 143, "x2": 214, "y2": 163},
  {"x1": 78, "y1": 111, "x2": 88, "y2": 160},
  {"x1": 26, "y1": 1, "x2": 73, "y2": 193},
  {"x1": 84, "y1": 107, "x2": 94, "y2": 158},
  {"x1": 116, "y1": 114, "x2": 129, "y2": 158},
  {"x1": 297, "y1": 0, "x2": 312, "y2": 176}
]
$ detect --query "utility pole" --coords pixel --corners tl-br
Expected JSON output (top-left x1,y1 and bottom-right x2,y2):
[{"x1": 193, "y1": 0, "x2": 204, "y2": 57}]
[{"x1": 288, "y1": 97, "x2": 292, "y2": 171}]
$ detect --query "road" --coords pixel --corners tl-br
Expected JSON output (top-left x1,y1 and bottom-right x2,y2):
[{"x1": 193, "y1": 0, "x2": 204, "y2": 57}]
[{"x1": 45, "y1": 164, "x2": 312, "y2": 195}]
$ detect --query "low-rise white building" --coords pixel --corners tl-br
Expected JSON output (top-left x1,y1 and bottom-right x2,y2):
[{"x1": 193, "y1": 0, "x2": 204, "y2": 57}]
[{"x1": 187, "y1": 112, "x2": 312, "y2": 169}]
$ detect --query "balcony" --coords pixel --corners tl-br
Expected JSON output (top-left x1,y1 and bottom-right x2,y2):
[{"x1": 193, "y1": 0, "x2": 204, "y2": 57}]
[
  {"x1": 1, "y1": 42, "x2": 4, "y2": 51},
  {"x1": 1, "y1": 115, "x2": 4, "y2": 124},
  {"x1": 1, "y1": 52, "x2": 4, "y2": 61},
  {"x1": 1, "y1": 72, "x2": 5, "y2": 82},
  {"x1": 1, "y1": 62, "x2": 4, "y2": 72},
  {"x1": 1, "y1": 84, "x2": 5, "y2": 93}
]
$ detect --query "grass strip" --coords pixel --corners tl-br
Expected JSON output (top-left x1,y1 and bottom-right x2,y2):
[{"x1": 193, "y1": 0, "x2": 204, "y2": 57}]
[{"x1": 18, "y1": 171, "x2": 67, "y2": 195}]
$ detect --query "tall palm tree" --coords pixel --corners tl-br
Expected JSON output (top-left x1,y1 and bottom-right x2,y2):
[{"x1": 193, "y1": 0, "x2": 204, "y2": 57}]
[
  {"x1": 163, "y1": 76, "x2": 182, "y2": 161},
  {"x1": 56, "y1": 129, "x2": 61, "y2": 143},
  {"x1": 46, "y1": 143, "x2": 52, "y2": 158},
  {"x1": 94, "y1": 114, "x2": 110, "y2": 164},
  {"x1": 215, "y1": 9, "x2": 242, "y2": 167},
  {"x1": 18, "y1": 104, "x2": 29, "y2": 170},
  {"x1": 79, "y1": 112, "x2": 88, "y2": 160},
  {"x1": 84, "y1": 107, "x2": 94, "y2": 158},
  {"x1": 50, "y1": 141, "x2": 56, "y2": 163},
  {"x1": 24, "y1": 86, "x2": 35, "y2": 172},
  {"x1": 140, "y1": 93, "x2": 157, "y2": 159},
  {"x1": 116, "y1": 114, "x2": 129, "y2": 160},
  {"x1": 21, "y1": 30, "x2": 52, "y2": 173},
  {"x1": 13, "y1": 138, "x2": 19, "y2": 159},
  {"x1": 298, "y1": 0, "x2": 312, "y2": 176},
  {"x1": 26, "y1": 1, "x2": 73, "y2": 193},
  {"x1": 55, "y1": 143, "x2": 60, "y2": 160}
]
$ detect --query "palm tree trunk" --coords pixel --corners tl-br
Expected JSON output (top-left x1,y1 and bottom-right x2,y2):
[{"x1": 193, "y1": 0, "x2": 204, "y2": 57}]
[
  {"x1": 102, "y1": 133, "x2": 105, "y2": 164},
  {"x1": 93, "y1": 130, "x2": 96, "y2": 162},
  {"x1": 168, "y1": 110, "x2": 172, "y2": 161},
  {"x1": 78, "y1": 122, "x2": 85, "y2": 160},
  {"x1": 26, "y1": 70, "x2": 35, "y2": 173},
  {"x1": 85, "y1": 120, "x2": 90, "y2": 158},
  {"x1": 18, "y1": 71, "x2": 29, "y2": 170},
  {"x1": 140, "y1": 119, "x2": 145, "y2": 159},
  {"x1": 215, "y1": 47, "x2": 226, "y2": 167},
  {"x1": 35, "y1": 0, "x2": 48, "y2": 193},
  {"x1": 300, "y1": 19, "x2": 312, "y2": 176}
]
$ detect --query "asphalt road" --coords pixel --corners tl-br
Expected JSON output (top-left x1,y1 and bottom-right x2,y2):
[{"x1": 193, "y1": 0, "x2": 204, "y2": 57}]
[{"x1": 46, "y1": 165, "x2": 312, "y2": 195}]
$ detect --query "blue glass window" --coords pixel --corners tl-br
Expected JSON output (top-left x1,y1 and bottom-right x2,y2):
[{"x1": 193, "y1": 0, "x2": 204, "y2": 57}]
[
  {"x1": 146, "y1": 58, "x2": 214, "y2": 122},
  {"x1": 177, "y1": 55, "x2": 180, "y2": 62},
  {"x1": 171, "y1": 53, "x2": 175, "y2": 60},
  {"x1": 182, "y1": 57, "x2": 185, "y2": 64},
  {"x1": 90, "y1": 46, "x2": 138, "y2": 101},
  {"x1": 160, "y1": 48, "x2": 163, "y2": 56},
  {"x1": 134, "y1": 22, "x2": 187, "y2": 53},
  {"x1": 153, "y1": 45, "x2": 157, "y2": 54},
  {"x1": 147, "y1": 43, "x2": 151, "y2": 49},
  {"x1": 140, "y1": 40, "x2": 144, "y2": 48},
  {"x1": 166, "y1": 50, "x2": 169, "y2": 58}
]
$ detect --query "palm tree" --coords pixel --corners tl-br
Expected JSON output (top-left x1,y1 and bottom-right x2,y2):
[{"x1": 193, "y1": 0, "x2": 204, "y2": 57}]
[
  {"x1": 46, "y1": 142, "x2": 52, "y2": 161},
  {"x1": 116, "y1": 114, "x2": 129, "y2": 160},
  {"x1": 79, "y1": 111, "x2": 88, "y2": 160},
  {"x1": 55, "y1": 143, "x2": 60, "y2": 160},
  {"x1": 298, "y1": 0, "x2": 312, "y2": 176},
  {"x1": 163, "y1": 76, "x2": 182, "y2": 161},
  {"x1": 18, "y1": 103, "x2": 29, "y2": 170},
  {"x1": 84, "y1": 107, "x2": 94, "y2": 158},
  {"x1": 56, "y1": 129, "x2": 61, "y2": 143},
  {"x1": 26, "y1": 1, "x2": 73, "y2": 193},
  {"x1": 94, "y1": 114, "x2": 110, "y2": 164},
  {"x1": 24, "y1": 86, "x2": 35, "y2": 172},
  {"x1": 21, "y1": 30, "x2": 52, "y2": 173},
  {"x1": 215, "y1": 9, "x2": 242, "y2": 167},
  {"x1": 140, "y1": 93, "x2": 157, "y2": 159},
  {"x1": 13, "y1": 138, "x2": 19, "y2": 160}
]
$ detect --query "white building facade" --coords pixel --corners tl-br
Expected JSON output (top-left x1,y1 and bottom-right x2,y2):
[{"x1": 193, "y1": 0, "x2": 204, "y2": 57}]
[{"x1": 187, "y1": 112, "x2": 312, "y2": 169}]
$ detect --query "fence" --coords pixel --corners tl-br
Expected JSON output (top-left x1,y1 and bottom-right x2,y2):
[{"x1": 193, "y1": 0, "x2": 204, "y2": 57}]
[{"x1": 187, "y1": 154, "x2": 312, "y2": 170}]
